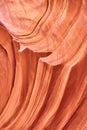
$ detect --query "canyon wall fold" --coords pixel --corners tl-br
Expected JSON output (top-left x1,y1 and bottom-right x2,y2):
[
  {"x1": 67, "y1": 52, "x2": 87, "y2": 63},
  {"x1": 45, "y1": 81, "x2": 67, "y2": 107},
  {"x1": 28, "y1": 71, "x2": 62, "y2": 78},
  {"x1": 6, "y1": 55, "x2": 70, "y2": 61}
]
[{"x1": 0, "y1": 0, "x2": 87, "y2": 130}]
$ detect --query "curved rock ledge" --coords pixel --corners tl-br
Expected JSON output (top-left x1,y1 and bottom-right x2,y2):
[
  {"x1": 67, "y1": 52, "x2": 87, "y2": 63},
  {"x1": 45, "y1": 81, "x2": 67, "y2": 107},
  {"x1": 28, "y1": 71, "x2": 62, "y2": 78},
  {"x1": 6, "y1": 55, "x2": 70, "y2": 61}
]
[{"x1": 0, "y1": 0, "x2": 87, "y2": 130}]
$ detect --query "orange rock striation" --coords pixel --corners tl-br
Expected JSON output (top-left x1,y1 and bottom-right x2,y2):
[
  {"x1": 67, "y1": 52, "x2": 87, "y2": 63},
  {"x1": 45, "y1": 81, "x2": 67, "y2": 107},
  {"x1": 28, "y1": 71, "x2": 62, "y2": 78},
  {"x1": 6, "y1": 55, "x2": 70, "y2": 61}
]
[{"x1": 0, "y1": 0, "x2": 87, "y2": 130}]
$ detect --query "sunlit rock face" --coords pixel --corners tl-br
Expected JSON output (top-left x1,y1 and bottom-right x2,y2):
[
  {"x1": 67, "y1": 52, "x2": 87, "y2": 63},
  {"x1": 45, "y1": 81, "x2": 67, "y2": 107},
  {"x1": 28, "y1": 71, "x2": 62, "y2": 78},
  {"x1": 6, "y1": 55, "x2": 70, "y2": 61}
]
[{"x1": 0, "y1": 0, "x2": 87, "y2": 130}]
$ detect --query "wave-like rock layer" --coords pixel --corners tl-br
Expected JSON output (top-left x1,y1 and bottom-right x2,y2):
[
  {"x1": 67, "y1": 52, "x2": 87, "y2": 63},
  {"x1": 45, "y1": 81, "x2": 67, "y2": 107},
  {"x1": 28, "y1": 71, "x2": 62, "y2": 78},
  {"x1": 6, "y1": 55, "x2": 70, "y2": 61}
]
[{"x1": 0, "y1": 0, "x2": 87, "y2": 130}]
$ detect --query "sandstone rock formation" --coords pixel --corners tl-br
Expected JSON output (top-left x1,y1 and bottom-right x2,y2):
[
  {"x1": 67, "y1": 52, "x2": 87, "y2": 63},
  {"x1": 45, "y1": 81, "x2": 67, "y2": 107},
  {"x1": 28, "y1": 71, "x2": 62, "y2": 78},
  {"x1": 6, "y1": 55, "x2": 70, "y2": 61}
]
[{"x1": 0, "y1": 0, "x2": 87, "y2": 130}]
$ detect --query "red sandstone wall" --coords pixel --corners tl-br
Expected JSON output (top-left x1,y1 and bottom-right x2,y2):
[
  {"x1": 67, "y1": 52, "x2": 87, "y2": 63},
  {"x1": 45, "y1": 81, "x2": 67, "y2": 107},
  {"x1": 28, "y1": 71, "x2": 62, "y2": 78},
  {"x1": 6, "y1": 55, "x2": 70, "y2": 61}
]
[{"x1": 0, "y1": 0, "x2": 87, "y2": 130}]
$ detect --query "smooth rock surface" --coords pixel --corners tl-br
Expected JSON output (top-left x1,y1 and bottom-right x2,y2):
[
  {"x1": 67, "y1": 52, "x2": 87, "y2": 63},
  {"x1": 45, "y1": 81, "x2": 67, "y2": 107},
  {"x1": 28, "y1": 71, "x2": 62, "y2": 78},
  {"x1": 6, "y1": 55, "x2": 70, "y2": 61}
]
[{"x1": 0, "y1": 0, "x2": 87, "y2": 130}]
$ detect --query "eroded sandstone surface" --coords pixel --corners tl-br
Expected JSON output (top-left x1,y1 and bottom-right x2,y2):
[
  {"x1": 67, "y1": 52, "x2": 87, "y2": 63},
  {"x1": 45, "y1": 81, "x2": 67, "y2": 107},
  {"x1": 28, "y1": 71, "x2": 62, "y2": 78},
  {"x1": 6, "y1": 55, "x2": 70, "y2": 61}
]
[{"x1": 0, "y1": 0, "x2": 87, "y2": 130}]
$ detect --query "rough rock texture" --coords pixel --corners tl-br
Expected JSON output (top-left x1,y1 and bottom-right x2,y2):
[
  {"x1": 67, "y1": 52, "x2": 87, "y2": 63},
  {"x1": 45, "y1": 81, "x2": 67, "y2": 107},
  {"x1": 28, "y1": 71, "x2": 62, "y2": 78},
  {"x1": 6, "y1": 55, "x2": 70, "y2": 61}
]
[{"x1": 0, "y1": 0, "x2": 87, "y2": 130}]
